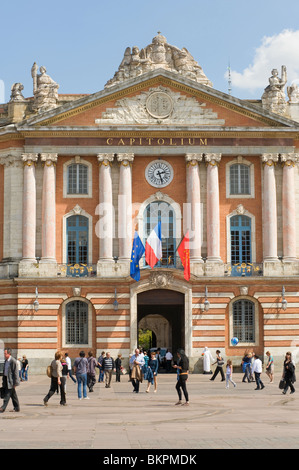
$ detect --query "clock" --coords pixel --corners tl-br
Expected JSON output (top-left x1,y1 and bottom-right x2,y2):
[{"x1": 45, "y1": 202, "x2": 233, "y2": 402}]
[{"x1": 145, "y1": 160, "x2": 173, "y2": 188}]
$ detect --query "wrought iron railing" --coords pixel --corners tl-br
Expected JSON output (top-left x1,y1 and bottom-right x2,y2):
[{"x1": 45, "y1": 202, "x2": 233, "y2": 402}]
[
  {"x1": 57, "y1": 264, "x2": 97, "y2": 277},
  {"x1": 141, "y1": 255, "x2": 184, "y2": 270},
  {"x1": 224, "y1": 262, "x2": 263, "y2": 277}
]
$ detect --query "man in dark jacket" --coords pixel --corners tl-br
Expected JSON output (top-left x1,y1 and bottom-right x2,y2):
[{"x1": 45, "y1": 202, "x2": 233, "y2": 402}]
[{"x1": 0, "y1": 348, "x2": 20, "y2": 412}]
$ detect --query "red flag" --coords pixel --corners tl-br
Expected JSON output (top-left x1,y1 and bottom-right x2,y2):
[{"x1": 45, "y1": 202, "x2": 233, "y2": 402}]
[{"x1": 177, "y1": 231, "x2": 190, "y2": 281}]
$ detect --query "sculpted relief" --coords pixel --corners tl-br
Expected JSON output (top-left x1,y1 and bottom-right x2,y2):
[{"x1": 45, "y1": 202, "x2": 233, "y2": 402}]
[
  {"x1": 95, "y1": 86, "x2": 225, "y2": 125},
  {"x1": 105, "y1": 32, "x2": 213, "y2": 88}
]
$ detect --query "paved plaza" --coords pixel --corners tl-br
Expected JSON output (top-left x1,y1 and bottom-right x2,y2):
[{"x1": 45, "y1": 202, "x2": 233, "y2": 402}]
[{"x1": 0, "y1": 371, "x2": 298, "y2": 451}]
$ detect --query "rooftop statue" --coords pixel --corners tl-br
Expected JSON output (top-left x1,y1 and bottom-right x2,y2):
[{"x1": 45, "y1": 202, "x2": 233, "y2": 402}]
[
  {"x1": 261, "y1": 66, "x2": 287, "y2": 115},
  {"x1": 287, "y1": 82, "x2": 299, "y2": 104},
  {"x1": 31, "y1": 62, "x2": 59, "y2": 112},
  {"x1": 9, "y1": 83, "x2": 26, "y2": 102},
  {"x1": 105, "y1": 32, "x2": 212, "y2": 88}
]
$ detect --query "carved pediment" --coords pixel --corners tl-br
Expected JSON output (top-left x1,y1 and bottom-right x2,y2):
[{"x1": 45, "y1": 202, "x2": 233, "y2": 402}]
[{"x1": 95, "y1": 86, "x2": 225, "y2": 126}]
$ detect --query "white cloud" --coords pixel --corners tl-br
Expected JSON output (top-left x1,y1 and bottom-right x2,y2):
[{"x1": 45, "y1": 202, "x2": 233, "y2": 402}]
[{"x1": 228, "y1": 29, "x2": 299, "y2": 96}]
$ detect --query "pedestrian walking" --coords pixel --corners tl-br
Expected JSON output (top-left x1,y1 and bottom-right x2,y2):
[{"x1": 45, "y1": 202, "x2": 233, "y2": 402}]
[
  {"x1": 265, "y1": 351, "x2": 274, "y2": 383},
  {"x1": 97, "y1": 351, "x2": 105, "y2": 383},
  {"x1": 225, "y1": 360, "x2": 236, "y2": 388},
  {"x1": 130, "y1": 348, "x2": 144, "y2": 393},
  {"x1": 60, "y1": 355, "x2": 68, "y2": 405},
  {"x1": 115, "y1": 354, "x2": 122, "y2": 383},
  {"x1": 142, "y1": 351, "x2": 149, "y2": 380},
  {"x1": 21, "y1": 355, "x2": 29, "y2": 381},
  {"x1": 0, "y1": 348, "x2": 20, "y2": 413},
  {"x1": 252, "y1": 355, "x2": 265, "y2": 390},
  {"x1": 43, "y1": 351, "x2": 63, "y2": 406},
  {"x1": 210, "y1": 350, "x2": 225, "y2": 382},
  {"x1": 282, "y1": 351, "x2": 296, "y2": 395},
  {"x1": 73, "y1": 351, "x2": 89, "y2": 400},
  {"x1": 241, "y1": 352, "x2": 253, "y2": 383},
  {"x1": 65, "y1": 352, "x2": 76, "y2": 383},
  {"x1": 87, "y1": 351, "x2": 97, "y2": 392},
  {"x1": 173, "y1": 349, "x2": 189, "y2": 406},
  {"x1": 146, "y1": 351, "x2": 159, "y2": 393},
  {"x1": 103, "y1": 352, "x2": 115, "y2": 388},
  {"x1": 165, "y1": 349, "x2": 173, "y2": 372},
  {"x1": 17, "y1": 358, "x2": 22, "y2": 381}
]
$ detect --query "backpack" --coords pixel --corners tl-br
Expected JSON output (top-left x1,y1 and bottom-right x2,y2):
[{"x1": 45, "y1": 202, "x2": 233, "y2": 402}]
[{"x1": 46, "y1": 364, "x2": 52, "y2": 378}]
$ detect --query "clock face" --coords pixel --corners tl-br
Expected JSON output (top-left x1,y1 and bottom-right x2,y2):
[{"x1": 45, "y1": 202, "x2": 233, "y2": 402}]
[{"x1": 145, "y1": 160, "x2": 173, "y2": 188}]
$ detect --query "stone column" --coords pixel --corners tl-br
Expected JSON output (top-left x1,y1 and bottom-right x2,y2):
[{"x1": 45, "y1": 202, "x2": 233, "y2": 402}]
[
  {"x1": 117, "y1": 153, "x2": 134, "y2": 263},
  {"x1": 40, "y1": 153, "x2": 58, "y2": 267},
  {"x1": 261, "y1": 154, "x2": 279, "y2": 261},
  {"x1": 281, "y1": 153, "x2": 298, "y2": 261},
  {"x1": 97, "y1": 154, "x2": 114, "y2": 267},
  {"x1": 21, "y1": 153, "x2": 38, "y2": 262},
  {"x1": 205, "y1": 153, "x2": 222, "y2": 263},
  {"x1": 185, "y1": 154, "x2": 203, "y2": 263}
]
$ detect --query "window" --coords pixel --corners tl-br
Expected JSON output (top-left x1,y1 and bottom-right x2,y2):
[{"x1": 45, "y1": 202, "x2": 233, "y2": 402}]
[
  {"x1": 67, "y1": 215, "x2": 88, "y2": 265},
  {"x1": 143, "y1": 201, "x2": 176, "y2": 267},
  {"x1": 232, "y1": 299, "x2": 255, "y2": 342},
  {"x1": 67, "y1": 163, "x2": 88, "y2": 195},
  {"x1": 65, "y1": 300, "x2": 88, "y2": 344},
  {"x1": 230, "y1": 164, "x2": 250, "y2": 195},
  {"x1": 230, "y1": 215, "x2": 251, "y2": 266}
]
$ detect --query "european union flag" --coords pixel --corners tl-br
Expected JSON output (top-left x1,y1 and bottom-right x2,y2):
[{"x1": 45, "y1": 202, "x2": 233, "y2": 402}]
[{"x1": 130, "y1": 231, "x2": 145, "y2": 281}]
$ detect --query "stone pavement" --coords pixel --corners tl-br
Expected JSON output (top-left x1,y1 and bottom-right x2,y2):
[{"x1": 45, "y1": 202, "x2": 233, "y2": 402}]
[{"x1": 0, "y1": 372, "x2": 298, "y2": 450}]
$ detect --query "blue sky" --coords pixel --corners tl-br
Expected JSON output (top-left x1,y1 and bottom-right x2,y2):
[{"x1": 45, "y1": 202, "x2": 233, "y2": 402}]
[{"x1": 1, "y1": 0, "x2": 299, "y2": 103}]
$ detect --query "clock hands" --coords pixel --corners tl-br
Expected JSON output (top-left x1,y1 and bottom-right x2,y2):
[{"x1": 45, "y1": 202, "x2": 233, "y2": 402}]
[{"x1": 156, "y1": 169, "x2": 166, "y2": 183}]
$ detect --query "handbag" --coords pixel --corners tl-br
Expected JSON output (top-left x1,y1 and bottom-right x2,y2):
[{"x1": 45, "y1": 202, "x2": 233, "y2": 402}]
[{"x1": 279, "y1": 379, "x2": 286, "y2": 390}]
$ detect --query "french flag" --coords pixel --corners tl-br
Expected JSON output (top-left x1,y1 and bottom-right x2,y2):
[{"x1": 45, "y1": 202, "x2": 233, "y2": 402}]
[{"x1": 145, "y1": 221, "x2": 162, "y2": 268}]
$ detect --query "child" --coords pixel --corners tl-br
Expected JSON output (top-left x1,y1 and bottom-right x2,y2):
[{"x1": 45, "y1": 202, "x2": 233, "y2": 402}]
[{"x1": 226, "y1": 360, "x2": 236, "y2": 389}]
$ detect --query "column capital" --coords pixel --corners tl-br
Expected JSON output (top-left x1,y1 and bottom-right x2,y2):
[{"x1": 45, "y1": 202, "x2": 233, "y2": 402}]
[
  {"x1": 280, "y1": 153, "x2": 299, "y2": 167},
  {"x1": 40, "y1": 153, "x2": 58, "y2": 166},
  {"x1": 21, "y1": 153, "x2": 38, "y2": 166},
  {"x1": 97, "y1": 153, "x2": 114, "y2": 166},
  {"x1": 185, "y1": 153, "x2": 203, "y2": 166},
  {"x1": 261, "y1": 153, "x2": 279, "y2": 166},
  {"x1": 117, "y1": 153, "x2": 134, "y2": 166},
  {"x1": 205, "y1": 153, "x2": 222, "y2": 166}
]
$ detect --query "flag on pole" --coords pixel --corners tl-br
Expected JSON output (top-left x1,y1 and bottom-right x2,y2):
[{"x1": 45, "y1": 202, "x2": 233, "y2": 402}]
[
  {"x1": 145, "y1": 221, "x2": 162, "y2": 268},
  {"x1": 130, "y1": 231, "x2": 145, "y2": 281},
  {"x1": 177, "y1": 231, "x2": 190, "y2": 281}
]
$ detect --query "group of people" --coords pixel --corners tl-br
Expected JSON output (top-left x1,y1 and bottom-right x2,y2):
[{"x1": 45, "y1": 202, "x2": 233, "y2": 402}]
[
  {"x1": 0, "y1": 347, "x2": 296, "y2": 413},
  {"x1": 206, "y1": 348, "x2": 296, "y2": 394},
  {"x1": 129, "y1": 348, "x2": 190, "y2": 405}
]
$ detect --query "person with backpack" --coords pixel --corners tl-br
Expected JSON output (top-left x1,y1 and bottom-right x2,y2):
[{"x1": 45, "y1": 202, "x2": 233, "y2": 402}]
[
  {"x1": 43, "y1": 351, "x2": 63, "y2": 406},
  {"x1": 210, "y1": 350, "x2": 225, "y2": 382}
]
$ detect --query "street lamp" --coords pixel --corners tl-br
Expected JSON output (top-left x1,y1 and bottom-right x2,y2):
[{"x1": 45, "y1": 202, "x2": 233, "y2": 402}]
[
  {"x1": 113, "y1": 287, "x2": 119, "y2": 311},
  {"x1": 202, "y1": 286, "x2": 210, "y2": 312},
  {"x1": 33, "y1": 287, "x2": 39, "y2": 312},
  {"x1": 281, "y1": 286, "x2": 287, "y2": 311}
]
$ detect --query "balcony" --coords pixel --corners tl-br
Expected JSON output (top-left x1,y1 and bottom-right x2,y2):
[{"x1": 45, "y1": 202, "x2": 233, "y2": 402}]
[
  {"x1": 57, "y1": 263, "x2": 97, "y2": 277},
  {"x1": 224, "y1": 262, "x2": 263, "y2": 277}
]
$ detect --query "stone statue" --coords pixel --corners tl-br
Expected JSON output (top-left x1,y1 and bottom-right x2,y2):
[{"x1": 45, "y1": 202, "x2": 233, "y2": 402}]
[
  {"x1": 31, "y1": 63, "x2": 59, "y2": 112},
  {"x1": 261, "y1": 66, "x2": 287, "y2": 115},
  {"x1": 9, "y1": 83, "x2": 25, "y2": 102},
  {"x1": 287, "y1": 82, "x2": 299, "y2": 104},
  {"x1": 105, "y1": 32, "x2": 212, "y2": 88}
]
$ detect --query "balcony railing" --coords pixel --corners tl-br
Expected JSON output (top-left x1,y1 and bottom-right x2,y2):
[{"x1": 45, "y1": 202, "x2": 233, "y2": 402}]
[
  {"x1": 140, "y1": 255, "x2": 184, "y2": 270},
  {"x1": 57, "y1": 264, "x2": 97, "y2": 277},
  {"x1": 224, "y1": 262, "x2": 263, "y2": 277}
]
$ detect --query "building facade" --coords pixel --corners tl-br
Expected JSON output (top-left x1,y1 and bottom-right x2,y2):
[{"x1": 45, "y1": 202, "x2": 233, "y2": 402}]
[{"x1": 1, "y1": 33, "x2": 299, "y2": 372}]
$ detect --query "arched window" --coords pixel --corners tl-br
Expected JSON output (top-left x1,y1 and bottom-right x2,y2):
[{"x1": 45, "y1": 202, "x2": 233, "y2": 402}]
[
  {"x1": 65, "y1": 300, "x2": 88, "y2": 344},
  {"x1": 232, "y1": 299, "x2": 255, "y2": 342},
  {"x1": 67, "y1": 215, "x2": 88, "y2": 265},
  {"x1": 67, "y1": 163, "x2": 88, "y2": 195},
  {"x1": 230, "y1": 215, "x2": 251, "y2": 265},
  {"x1": 143, "y1": 201, "x2": 175, "y2": 267},
  {"x1": 230, "y1": 164, "x2": 250, "y2": 195}
]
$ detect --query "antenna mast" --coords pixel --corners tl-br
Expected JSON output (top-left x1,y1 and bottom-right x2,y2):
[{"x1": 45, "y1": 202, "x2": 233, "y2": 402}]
[{"x1": 227, "y1": 61, "x2": 232, "y2": 95}]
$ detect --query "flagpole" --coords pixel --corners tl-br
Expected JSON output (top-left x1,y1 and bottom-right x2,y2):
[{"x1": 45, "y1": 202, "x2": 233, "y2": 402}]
[{"x1": 174, "y1": 230, "x2": 189, "y2": 254}]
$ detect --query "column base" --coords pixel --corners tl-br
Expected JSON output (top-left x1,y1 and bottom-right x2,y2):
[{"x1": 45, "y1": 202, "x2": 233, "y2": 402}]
[
  {"x1": 18, "y1": 259, "x2": 39, "y2": 278},
  {"x1": 263, "y1": 260, "x2": 283, "y2": 276},
  {"x1": 190, "y1": 259, "x2": 204, "y2": 277},
  {"x1": 38, "y1": 260, "x2": 58, "y2": 277},
  {"x1": 97, "y1": 259, "x2": 130, "y2": 278},
  {"x1": 205, "y1": 259, "x2": 224, "y2": 277}
]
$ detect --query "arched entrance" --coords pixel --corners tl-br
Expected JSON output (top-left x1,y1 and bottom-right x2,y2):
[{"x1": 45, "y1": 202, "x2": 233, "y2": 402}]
[{"x1": 137, "y1": 289, "x2": 185, "y2": 354}]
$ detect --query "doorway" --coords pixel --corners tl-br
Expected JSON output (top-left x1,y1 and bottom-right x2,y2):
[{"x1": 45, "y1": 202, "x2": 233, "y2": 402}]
[{"x1": 137, "y1": 289, "x2": 185, "y2": 354}]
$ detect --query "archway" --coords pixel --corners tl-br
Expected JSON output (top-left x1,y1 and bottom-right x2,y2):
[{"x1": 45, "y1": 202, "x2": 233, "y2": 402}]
[{"x1": 137, "y1": 289, "x2": 185, "y2": 355}]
